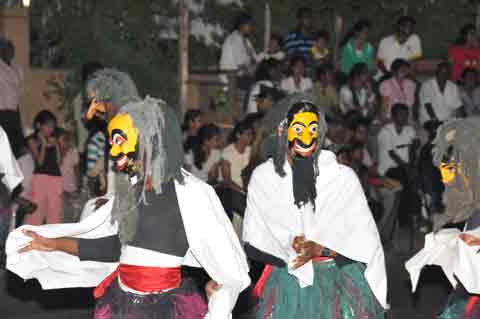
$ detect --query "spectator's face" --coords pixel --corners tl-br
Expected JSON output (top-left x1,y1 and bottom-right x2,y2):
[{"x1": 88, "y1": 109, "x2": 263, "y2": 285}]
[
  {"x1": 299, "y1": 14, "x2": 313, "y2": 30},
  {"x1": 437, "y1": 66, "x2": 451, "y2": 84},
  {"x1": 238, "y1": 128, "x2": 254, "y2": 147},
  {"x1": 393, "y1": 110, "x2": 408, "y2": 127},
  {"x1": 39, "y1": 121, "x2": 55, "y2": 137},
  {"x1": 397, "y1": 65, "x2": 410, "y2": 79},
  {"x1": 354, "y1": 125, "x2": 368, "y2": 143},
  {"x1": 466, "y1": 29, "x2": 478, "y2": 46},
  {"x1": 315, "y1": 37, "x2": 327, "y2": 49},
  {"x1": 269, "y1": 37, "x2": 281, "y2": 52},
  {"x1": 351, "y1": 148, "x2": 364, "y2": 162},
  {"x1": 205, "y1": 135, "x2": 220, "y2": 150},
  {"x1": 292, "y1": 60, "x2": 305, "y2": 77},
  {"x1": 240, "y1": 23, "x2": 253, "y2": 36},
  {"x1": 357, "y1": 28, "x2": 369, "y2": 42},
  {"x1": 398, "y1": 22, "x2": 413, "y2": 40},
  {"x1": 190, "y1": 116, "x2": 203, "y2": 133}
]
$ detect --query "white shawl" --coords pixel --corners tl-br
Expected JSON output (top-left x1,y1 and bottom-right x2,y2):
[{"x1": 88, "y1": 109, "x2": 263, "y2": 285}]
[
  {"x1": 242, "y1": 150, "x2": 388, "y2": 308},
  {"x1": 6, "y1": 173, "x2": 250, "y2": 319}
]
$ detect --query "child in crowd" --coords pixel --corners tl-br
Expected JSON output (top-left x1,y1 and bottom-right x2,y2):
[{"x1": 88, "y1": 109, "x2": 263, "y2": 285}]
[
  {"x1": 182, "y1": 110, "x2": 203, "y2": 153},
  {"x1": 24, "y1": 110, "x2": 63, "y2": 225},
  {"x1": 310, "y1": 30, "x2": 331, "y2": 66},
  {"x1": 57, "y1": 128, "x2": 81, "y2": 222}
]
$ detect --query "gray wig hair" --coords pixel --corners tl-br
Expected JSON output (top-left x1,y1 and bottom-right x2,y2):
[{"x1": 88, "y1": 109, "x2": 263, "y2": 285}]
[
  {"x1": 86, "y1": 68, "x2": 140, "y2": 107},
  {"x1": 111, "y1": 97, "x2": 185, "y2": 243}
]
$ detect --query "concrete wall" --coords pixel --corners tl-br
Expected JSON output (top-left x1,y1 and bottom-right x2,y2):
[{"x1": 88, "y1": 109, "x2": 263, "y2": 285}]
[{"x1": 0, "y1": 8, "x2": 68, "y2": 132}]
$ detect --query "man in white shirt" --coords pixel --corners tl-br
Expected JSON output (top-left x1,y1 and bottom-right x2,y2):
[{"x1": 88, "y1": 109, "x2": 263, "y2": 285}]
[
  {"x1": 219, "y1": 12, "x2": 257, "y2": 89},
  {"x1": 419, "y1": 62, "x2": 462, "y2": 125},
  {"x1": 377, "y1": 103, "x2": 419, "y2": 227},
  {"x1": 377, "y1": 16, "x2": 422, "y2": 75}
]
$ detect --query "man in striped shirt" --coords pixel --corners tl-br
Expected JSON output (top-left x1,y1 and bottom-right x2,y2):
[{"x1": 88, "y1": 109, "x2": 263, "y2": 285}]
[{"x1": 283, "y1": 7, "x2": 315, "y2": 59}]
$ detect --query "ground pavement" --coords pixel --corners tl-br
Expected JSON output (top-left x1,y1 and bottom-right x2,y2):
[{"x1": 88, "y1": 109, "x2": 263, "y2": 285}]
[{"x1": 0, "y1": 229, "x2": 452, "y2": 319}]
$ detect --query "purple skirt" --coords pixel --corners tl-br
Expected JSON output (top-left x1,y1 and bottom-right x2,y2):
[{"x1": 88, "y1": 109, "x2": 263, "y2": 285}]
[{"x1": 92, "y1": 279, "x2": 208, "y2": 319}]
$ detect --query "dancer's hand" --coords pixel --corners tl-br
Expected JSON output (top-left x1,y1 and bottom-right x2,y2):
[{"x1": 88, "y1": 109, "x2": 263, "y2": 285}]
[
  {"x1": 460, "y1": 233, "x2": 480, "y2": 246},
  {"x1": 18, "y1": 230, "x2": 57, "y2": 253},
  {"x1": 205, "y1": 280, "x2": 221, "y2": 299},
  {"x1": 291, "y1": 236, "x2": 323, "y2": 270}
]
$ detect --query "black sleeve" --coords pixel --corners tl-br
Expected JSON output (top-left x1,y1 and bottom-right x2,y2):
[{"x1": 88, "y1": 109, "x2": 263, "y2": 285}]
[
  {"x1": 244, "y1": 242, "x2": 286, "y2": 268},
  {"x1": 78, "y1": 235, "x2": 121, "y2": 262}
]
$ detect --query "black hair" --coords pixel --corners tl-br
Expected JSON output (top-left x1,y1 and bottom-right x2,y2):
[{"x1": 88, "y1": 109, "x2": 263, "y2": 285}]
[
  {"x1": 288, "y1": 55, "x2": 306, "y2": 76},
  {"x1": 316, "y1": 63, "x2": 334, "y2": 80},
  {"x1": 313, "y1": 29, "x2": 330, "y2": 42},
  {"x1": 391, "y1": 103, "x2": 409, "y2": 118},
  {"x1": 33, "y1": 110, "x2": 57, "y2": 134},
  {"x1": 461, "y1": 67, "x2": 478, "y2": 82},
  {"x1": 228, "y1": 120, "x2": 253, "y2": 144},
  {"x1": 182, "y1": 110, "x2": 202, "y2": 132},
  {"x1": 436, "y1": 61, "x2": 451, "y2": 76},
  {"x1": 192, "y1": 124, "x2": 220, "y2": 170},
  {"x1": 296, "y1": 7, "x2": 312, "y2": 20},
  {"x1": 81, "y1": 62, "x2": 104, "y2": 83},
  {"x1": 348, "y1": 62, "x2": 368, "y2": 82},
  {"x1": 234, "y1": 12, "x2": 253, "y2": 30},
  {"x1": 341, "y1": 19, "x2": 370, "y2": 46},
  {"x1": 0, "y1": 38, "x2": 15, "y2": 64},
  {"x1": 390, "y1": 58, "x2": 410, "y2": 75},
  {"x1": 270, "y1": 33, "x2": 282, "y2": 45},
  {"x1": 456, "y1": 23, "x2": 476, "y2": 45},
  {"x1": 255, "y1": 58, "x2": 280, "y2": 82},
  {"x1": 286, "y1": 101, "x2": 319, "y2": 126},
  {"x1": 397, "y1": 15, "x2": 416, "y2": 27}
]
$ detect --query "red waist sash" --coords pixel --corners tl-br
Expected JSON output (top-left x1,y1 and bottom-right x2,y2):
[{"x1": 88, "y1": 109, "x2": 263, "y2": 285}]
[{"x1": 94, "y1": 264, "x2": 182, "y2": 299}]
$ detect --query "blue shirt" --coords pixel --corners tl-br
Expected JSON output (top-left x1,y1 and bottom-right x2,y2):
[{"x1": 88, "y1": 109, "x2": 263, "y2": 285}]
[{"x1": 283, "y1": 31, "x2": 314, "y2": 58}]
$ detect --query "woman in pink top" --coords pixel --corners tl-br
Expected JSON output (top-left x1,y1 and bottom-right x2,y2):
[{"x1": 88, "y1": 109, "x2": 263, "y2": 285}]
[{"x1": 379, "y1": 58, "x2": 416, "y2": 123}]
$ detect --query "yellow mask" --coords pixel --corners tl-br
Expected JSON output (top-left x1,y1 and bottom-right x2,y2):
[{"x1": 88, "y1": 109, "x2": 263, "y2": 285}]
[
  {"x1": 287, "y1": 112, "x2": 319, "y2": 157},
  {"x1": 108, "y1": 113, "x2": 139, "y2": 170},
  {"x1": 440, "y1": 162, "x2": 463, "y2": 185}
]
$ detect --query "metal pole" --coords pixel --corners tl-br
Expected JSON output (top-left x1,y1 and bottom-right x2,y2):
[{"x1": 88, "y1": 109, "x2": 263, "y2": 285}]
[{"x1": 179, "y1": 0, "x2": 189, "y2": 116}]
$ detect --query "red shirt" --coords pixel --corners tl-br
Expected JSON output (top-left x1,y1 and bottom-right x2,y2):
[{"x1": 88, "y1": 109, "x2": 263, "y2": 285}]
[{"x1": 448, "y1": 45, "x2": 480, "y2": 81}]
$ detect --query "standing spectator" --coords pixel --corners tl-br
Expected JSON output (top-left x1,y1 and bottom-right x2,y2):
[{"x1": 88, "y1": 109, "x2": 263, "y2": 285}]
[
  {"x1": 184, "y1": 124, "x2": 222, "y2": 184},
  {"x1": 419, "y1": 62, "x2": 462, "y2": 125},
  {"x1": 340, "y1": 20, "x2": 375, "y2": 75},
  {"x1": 24, "y1": 111, "x2": 63, "y2": 225},
  {"x1": 377, "y1": 104, "x2": 418, "y2": 227},
  {"x1": 339, "y1": 63, "x2": 377, "y2": 117},
  {"x1": 459, "y1": 67, "x2": 480, "y2": 116},
  {"x1": 182, "y1": 110, "x2": 203, "y2": 153},
  {"x1": 282, "y1": 7, "x2": 315, "y2": 59},
  {"x1": 310, "y1": 30, "x2": 331, "y2": 67},
  {"x1": 57, "y1": 129, "x2": 81, "y2": 222},
  {"x1": 71, "y1": 62, "x2": 103, "y2": 155},
  {"x1": 377, "y1": 16, "x2": 422, "y2": 75},
  {"x1": 379, "y1": 59, "x2": 417, "y2": 123},
  {"x1": 219, "y1": 12, "x2": 257, "y2": 89},
  {"x1": 245, "y1": 58, "x2": 282, "y2": 113},
  {"x1": 313, "y1": 64, "x2": 339, "y2": 116},
  {"x1": 448, "y1": 24, "x2": 480, "y2": 82},
  {"x1": 280, "y1": 56, "x2": 313, "y2": 94},
  {"x1": 85, "y1": 119, "x2": 108, "y2": 197},
  {"x1": 0, "y1": 38, "x2": 24, "y2": 158}
]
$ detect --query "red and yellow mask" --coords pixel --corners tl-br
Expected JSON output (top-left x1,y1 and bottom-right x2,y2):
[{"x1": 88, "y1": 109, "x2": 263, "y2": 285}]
[
  {"x1": 287, "y1": 112, "x2": 319, "y2": 158},
  {"x1": 108, "y1": 113, "x2": 139, "y2": 171}
]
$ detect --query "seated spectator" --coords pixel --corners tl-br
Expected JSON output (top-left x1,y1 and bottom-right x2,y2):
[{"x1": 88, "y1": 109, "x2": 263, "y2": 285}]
[
  {"x1": 310, "y1": 30, "x2": 331, "y2": 67},
  {"x1": 219, "y1": 12, "x2": 257, "y2": 89},
  {"x1": 459, "y1": 67, "x2": 480, "y2": 116},
  {"x1": 419, "y1": 62, "x2": 462, "y2": 125},
  {"x1": 379, "y1": 59, "x2": 416, "y2": 123},
  {"x1": 245, "y1": 58, "x2": 282, "y2": 113},
  {"x1": 313, "y1": 64, "x2": 339, "y2": 116},
  {"x1": 218, "y1": 120, "x2": 253, "y2": 220},
  {"x1": 283, "y1": 7, "x2": 315, "y2": 59},
  {"x1": 351, "y1": 119, "x2": 376, "y2": 171},
  {"x1": 448, "y1": 24, "x2": 480, "y2": 82},
  {"x1": 377, "y1": 103, "x2": 419, "y2": 227},
  {"x1": 339, "y1": 63, "x2": 377, "y2": 117},
  {"x1": 184, "y1": 124, "x2": 222, "y2": 184},
  {"x1": 256, "y1": 34, "x2": 286, "y2": 63},
  {"x1": 340, "y1": 20, "x2": 375, "y2": 75},
  {"x1": 280, "y1": 55, "x2": 313, "y2": 94},
  {"x1": 377, "y1": 16, "x2": 422, "y2": 76},
  {"x1": 249, "y1": 84, "x2": 285, "y2": 114},
  {"x1": 181, "y1": 110, "x2": 203, "y2": 153}
]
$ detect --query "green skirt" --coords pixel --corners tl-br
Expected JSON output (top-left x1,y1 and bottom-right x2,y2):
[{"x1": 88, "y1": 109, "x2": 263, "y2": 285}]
[
  {"x1": 256, "y1": 260, "x2": 384, "y2": 319},
  {"x1": 439, "y1": 289, "x2": 480, "y2": 319}
]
